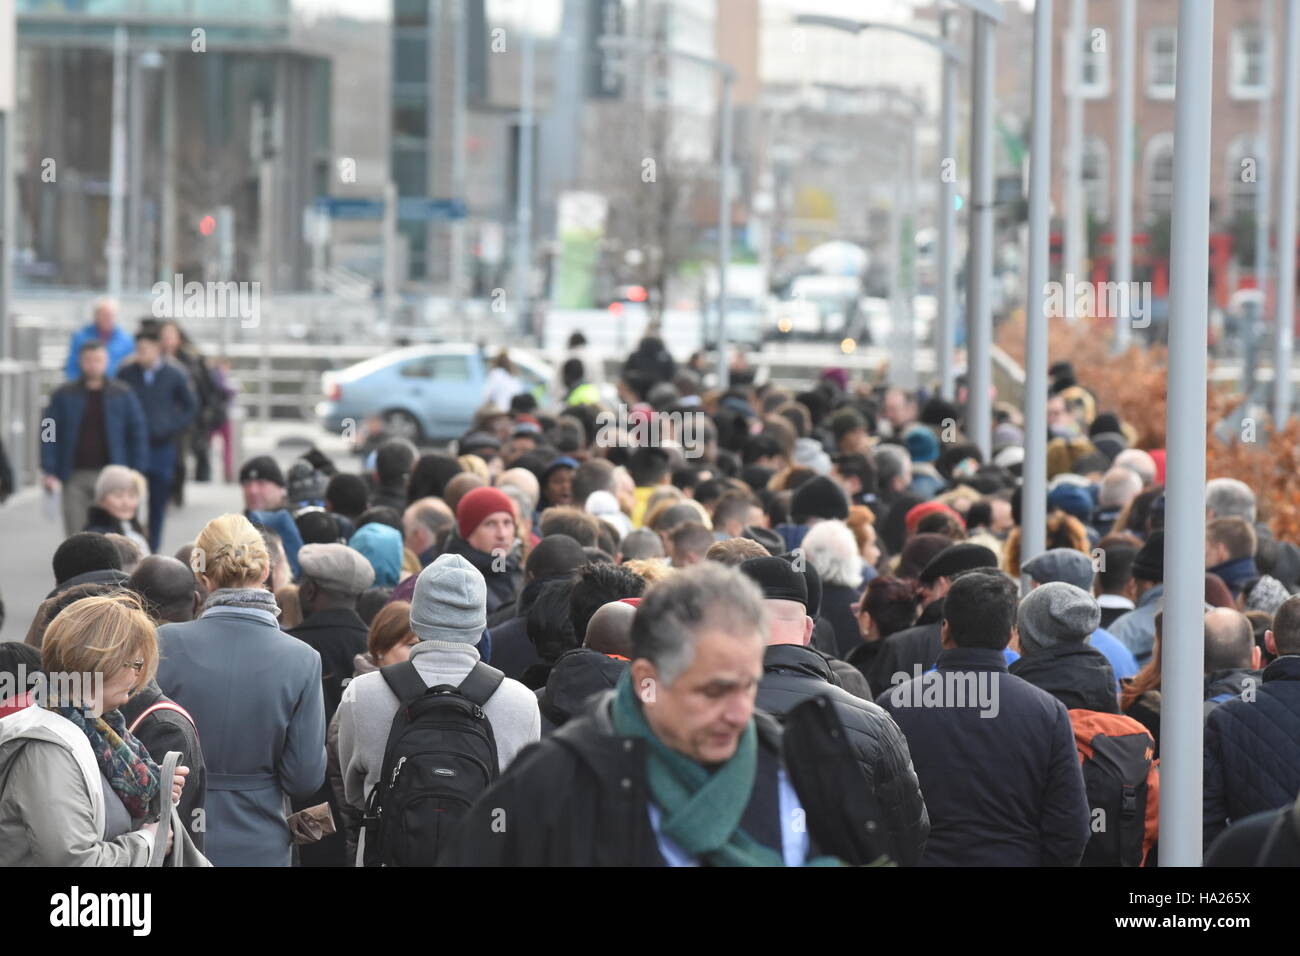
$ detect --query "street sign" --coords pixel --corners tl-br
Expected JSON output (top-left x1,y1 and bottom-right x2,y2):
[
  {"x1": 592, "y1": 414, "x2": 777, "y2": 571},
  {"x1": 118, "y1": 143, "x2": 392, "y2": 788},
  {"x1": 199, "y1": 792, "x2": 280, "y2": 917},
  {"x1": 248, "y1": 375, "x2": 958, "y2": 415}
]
[{"x1": 313, "y1": 196, "x2": 466, "y2": 221}]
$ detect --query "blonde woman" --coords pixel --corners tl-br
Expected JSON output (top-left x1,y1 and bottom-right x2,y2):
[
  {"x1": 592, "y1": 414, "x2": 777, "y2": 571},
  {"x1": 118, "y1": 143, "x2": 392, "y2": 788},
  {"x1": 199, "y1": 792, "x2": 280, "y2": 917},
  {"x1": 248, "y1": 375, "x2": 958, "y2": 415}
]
[
  {"x1": 156, "y1": 513, "x2": 326, "y2": 867},
  {"x1": 0, "y1": 593, "x2": 187, "y2": 865}
]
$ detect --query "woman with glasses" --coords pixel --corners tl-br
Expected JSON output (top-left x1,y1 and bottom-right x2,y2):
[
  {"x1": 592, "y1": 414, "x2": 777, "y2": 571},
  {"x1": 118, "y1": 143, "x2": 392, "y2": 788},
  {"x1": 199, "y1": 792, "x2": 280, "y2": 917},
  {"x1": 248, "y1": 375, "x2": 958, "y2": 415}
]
[
  {"x1": 0, "y1": 592, "x2": 188, "y2": 865},
  {"x1": 156, "y1": 513, "x2": 326, "y2": 866}
]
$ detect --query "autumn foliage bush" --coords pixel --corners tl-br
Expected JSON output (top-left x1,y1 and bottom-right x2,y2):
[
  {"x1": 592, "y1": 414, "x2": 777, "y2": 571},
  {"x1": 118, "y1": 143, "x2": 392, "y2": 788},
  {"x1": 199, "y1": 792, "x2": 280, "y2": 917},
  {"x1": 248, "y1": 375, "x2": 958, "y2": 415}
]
[{"x1": 996, "y1": 311, "x2": 1300, "y2": 540}]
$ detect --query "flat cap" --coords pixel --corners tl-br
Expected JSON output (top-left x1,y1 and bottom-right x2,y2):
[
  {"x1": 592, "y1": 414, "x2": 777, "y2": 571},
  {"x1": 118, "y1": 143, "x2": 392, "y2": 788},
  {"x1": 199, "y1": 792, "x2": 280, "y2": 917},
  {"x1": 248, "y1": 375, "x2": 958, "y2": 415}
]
[
  {"x1": 919, "y1": 542, "x2": 999, "y2": 585},
  {"x1": 1021, "y1": 548, "x2": 1095, "y2": 592},
  {"x1": 298, "y1": 543, "x2": 375, "y2": 596},
  {"x1": 739, "y1": 556, "x2": 808, "y2": 607}
]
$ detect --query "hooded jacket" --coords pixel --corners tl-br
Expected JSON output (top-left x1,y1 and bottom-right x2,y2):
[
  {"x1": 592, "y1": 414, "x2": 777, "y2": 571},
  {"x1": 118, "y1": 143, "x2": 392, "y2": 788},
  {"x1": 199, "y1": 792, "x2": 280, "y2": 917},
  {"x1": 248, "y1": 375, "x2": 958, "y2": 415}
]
[
  {"x1": 1203, "y1": 667, "x2": 1262, "y2": 716},
  {"x1": 756, "y1": 643, "x2": 929, "y2": 865},
  {"x1": 1008, "y1": 643, "x2": 1119, "y2": 713},
  {"x1": 536, "y1": 648, "x2": 628, "y2": 734},
  {"x1": 0, "y1": 705, "x2": 156, "y2": 865}
]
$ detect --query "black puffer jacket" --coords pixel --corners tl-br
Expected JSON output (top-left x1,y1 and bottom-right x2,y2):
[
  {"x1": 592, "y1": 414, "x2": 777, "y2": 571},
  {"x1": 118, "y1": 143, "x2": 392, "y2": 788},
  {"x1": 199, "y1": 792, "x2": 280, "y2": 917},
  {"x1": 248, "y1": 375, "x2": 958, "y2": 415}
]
[
  {"x1": 1008, "y1": 642, "x2": 1119, "y2": 713},
  {"x1": 1204, "y1": 655, "x2": 1300, "y2": 845},
  {"x1": 536, "y1": 648, "x2": 628, "y2": 734},
  {"x1": 755, "y1": 643, "x2": 929, "y2": 865}
]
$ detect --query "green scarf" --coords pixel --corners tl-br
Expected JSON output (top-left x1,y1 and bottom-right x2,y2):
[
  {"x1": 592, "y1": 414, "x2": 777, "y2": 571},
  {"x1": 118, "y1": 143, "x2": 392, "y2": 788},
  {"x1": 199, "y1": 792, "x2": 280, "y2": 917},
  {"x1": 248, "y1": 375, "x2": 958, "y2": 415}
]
[{"x1": 610, "y1": 670, "x2": 841, "y2": 867}]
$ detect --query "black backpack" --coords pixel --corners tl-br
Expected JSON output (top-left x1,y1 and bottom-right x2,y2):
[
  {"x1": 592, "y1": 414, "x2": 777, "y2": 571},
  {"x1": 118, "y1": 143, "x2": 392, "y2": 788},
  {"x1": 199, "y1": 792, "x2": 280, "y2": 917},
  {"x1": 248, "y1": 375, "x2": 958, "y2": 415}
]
[
  {"x1": 1072, "y1": 710, "x2": 1155, "y2": 867},
  {"x1": 362, "y1": 661, "x2": 503, "y2": 867}
]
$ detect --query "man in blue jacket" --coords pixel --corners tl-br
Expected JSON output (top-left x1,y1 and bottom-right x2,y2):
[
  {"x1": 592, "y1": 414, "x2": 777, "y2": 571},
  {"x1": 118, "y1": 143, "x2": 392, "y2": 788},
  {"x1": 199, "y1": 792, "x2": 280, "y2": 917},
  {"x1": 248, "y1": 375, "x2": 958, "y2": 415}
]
[
  {"x1": 116, "y1": 329, "x2": 197, "y2": 550},
  {"x1": 878, "y1": 567, "x2": 1091, "y2": 866},
  {"x1": 63, "y1": 298, "x2": 135, "y2": 380},
  {"x1": 41, "y1": 340, "x2": 149, "y2": 536}
]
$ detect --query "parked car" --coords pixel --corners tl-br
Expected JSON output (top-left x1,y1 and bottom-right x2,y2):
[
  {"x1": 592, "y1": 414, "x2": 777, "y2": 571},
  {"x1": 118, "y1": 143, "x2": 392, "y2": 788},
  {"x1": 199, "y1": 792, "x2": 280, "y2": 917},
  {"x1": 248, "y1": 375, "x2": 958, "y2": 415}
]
[{"x1": 318, "y1": 344, "x2": 553, "y2": 444}]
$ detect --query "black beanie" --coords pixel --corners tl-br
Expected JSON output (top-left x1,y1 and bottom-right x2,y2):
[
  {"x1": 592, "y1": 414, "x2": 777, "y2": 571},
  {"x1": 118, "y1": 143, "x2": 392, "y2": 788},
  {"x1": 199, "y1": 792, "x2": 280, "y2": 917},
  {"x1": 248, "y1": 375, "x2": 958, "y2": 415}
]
[
  {"x1": 1131, "y1": 530, "x2": 1165, "y2": 583},
  {"x1": 791, "y1": 475, "x2": 849, "y2": 524},
  {"x1": 239, "y1": 455, "x2": 285, "y2": 487},
  {"x1": 739, "y1": 557, "x2": 808, "y2": 607},
  {"x1": 780, "y1": 551, "x2": 823, "y2": 617}
]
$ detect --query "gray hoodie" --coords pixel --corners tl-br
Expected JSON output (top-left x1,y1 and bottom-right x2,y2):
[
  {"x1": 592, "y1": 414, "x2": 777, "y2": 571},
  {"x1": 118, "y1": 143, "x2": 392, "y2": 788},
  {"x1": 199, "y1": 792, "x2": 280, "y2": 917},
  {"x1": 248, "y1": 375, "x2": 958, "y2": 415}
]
[
  {"x1": 0, "y1": 705, "x2": 156, "y2": 866},
  {"x1": 335, "y1": 639, "x2": 540, "y2": 863}
]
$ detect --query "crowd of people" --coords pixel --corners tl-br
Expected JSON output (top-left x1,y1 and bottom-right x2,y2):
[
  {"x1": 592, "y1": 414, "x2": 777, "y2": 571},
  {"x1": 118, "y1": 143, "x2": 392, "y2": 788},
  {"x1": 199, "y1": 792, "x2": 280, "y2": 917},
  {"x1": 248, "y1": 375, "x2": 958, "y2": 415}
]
[{"x1": 1, "y1": 331, "x2": 1298, "y2": 868}]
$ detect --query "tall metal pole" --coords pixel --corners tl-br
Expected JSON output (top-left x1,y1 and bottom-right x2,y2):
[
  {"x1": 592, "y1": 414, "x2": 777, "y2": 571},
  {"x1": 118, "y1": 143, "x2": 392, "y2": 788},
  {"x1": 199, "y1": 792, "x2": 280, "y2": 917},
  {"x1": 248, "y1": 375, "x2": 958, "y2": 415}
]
[
  {"x1": 716, "y1": 74, "x2": 734, "y2": 390},
  {"x1": 1274, "y1": 0, "x2": 1299, "y2": 427},
  {"x1": 0, "y1": 0, "x2": 14, "y2": 362},
  {"x1": 1022, "y1": 0, "x2": 1054, "y2": 583},
  {"x1": 1113, "y1": 0, "x2": 1135, "y2": 352},
  {"x1": 1255, "y1": 0, "x2": 1274, "y2": 327},
  {"x1": 514, "y1": 18, "x2": 536, "y2": 341},
  {"x1": 1062, "y1": 0, "x2": 1085, "y2": 306},
  {"x1": 937, "y1": 13, "x2": 957, "y2": 400},
  {"x1": 967, "y1": 14, "x2": 995, "y2": 459},
  {"x1": 451, "y1": 0, "x2": 468, "y2": 317},
  {"x1": 1162, "y1": 0, "x2": 1214, "y2": 868},
  {"x1": 107, "y1": 25, "x2": 128, "y2": 302}
]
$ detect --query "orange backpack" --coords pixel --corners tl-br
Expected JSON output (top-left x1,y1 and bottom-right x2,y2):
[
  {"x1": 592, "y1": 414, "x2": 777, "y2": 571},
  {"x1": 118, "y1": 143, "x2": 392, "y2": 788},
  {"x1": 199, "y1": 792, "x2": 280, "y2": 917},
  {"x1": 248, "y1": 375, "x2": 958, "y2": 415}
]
[{"x1": 1069, "y1": 709, "x2": 1160, "y2": 866}]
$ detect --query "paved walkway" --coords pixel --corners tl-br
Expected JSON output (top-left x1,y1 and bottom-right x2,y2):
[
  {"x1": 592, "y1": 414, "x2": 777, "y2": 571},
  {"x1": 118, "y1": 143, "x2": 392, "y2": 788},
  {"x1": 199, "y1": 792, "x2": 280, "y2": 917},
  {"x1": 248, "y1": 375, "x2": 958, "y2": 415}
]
[{"x1": 0, "y1": 421, "x2": 361, "y2": 643}]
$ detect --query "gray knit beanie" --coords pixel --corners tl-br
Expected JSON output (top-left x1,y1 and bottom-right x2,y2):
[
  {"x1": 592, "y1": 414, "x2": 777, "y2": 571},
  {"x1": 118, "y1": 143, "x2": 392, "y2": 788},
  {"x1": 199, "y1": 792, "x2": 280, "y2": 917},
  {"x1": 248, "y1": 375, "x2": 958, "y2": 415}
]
[
  {"x1": 1017, "y1": 581, "x2": 1101, "y2": 654},
  {"x1": 409, "y1": 553, "x2": 487, "y2": 643}
]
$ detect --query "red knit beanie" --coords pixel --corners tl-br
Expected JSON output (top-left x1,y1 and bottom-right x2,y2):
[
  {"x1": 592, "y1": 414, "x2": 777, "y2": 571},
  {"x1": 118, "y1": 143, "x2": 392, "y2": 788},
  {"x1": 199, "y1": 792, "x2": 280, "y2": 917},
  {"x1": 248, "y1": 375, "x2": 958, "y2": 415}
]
[
  {"x1": 457, "y1": 486, "x2": 517, "y2": 539},
  {"x1": 904, "y1": 500, "x2": 962, "y2": 535}
]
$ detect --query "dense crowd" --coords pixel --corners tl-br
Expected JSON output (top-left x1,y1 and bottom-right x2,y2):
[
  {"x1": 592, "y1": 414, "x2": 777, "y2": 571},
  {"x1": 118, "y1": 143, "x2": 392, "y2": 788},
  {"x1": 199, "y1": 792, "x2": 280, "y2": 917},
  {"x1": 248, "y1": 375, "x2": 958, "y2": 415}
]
[{"x1": 1, "y1": 320, "x2": 1298, "y2": 867}]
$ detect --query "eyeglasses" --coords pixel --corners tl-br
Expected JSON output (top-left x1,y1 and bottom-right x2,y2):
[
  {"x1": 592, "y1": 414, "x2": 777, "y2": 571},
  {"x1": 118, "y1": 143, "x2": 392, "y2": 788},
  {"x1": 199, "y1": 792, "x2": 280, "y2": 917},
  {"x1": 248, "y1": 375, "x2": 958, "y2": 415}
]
[{"x1": 125, "y1": 659, "x2": 145, "y2": 673}]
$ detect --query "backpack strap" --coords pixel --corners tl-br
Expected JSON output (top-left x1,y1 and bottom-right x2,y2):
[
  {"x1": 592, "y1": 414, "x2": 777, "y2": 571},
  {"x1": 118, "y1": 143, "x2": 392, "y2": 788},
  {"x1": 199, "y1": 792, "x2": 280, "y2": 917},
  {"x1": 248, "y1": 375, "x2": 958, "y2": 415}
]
[
  {"x1": 380, "y1": 661, "x2": 431, "y2": 707},
  {"x1": 128, "y1": 701, "x2": 199, "y2": 740},
  {"x1": 457, "y1": 662, "x2": 505, "y2": 707}
]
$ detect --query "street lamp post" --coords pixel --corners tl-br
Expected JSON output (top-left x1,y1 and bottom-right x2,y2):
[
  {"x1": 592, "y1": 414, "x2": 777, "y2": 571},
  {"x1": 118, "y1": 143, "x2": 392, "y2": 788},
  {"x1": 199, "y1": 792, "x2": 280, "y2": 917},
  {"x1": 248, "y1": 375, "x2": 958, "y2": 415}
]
[
  {"x1": 597, "y1": 34, "x2": 736, "y2": 388},
  {"x1": 1022, "y1": 0, "x2": 1054, "y2": 582},
  {"x1": 967, "y1": 12, "x2": 996, "y2": 458},
  {"x1": 1113, "y1": 0, "x2": 1136, "y2": 352},
  {"x1": 514, "y1": 19, "x2": 536, "y2": 341},
  {"x1": 1162, "y1": 0, "x2": 1215, "y2": 868},
  {"x1": 1275, "y1": 0, "x2": 1300, "y2": 427}
]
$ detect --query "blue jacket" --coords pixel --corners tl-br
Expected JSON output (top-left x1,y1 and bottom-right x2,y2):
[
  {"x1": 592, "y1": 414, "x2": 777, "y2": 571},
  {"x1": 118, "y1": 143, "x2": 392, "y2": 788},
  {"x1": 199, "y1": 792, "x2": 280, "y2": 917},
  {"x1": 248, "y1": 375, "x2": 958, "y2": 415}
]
[
  {"x1": 64, "y1": 324, "x2": 136, "y2": 380},
  {"x1": 116, "y1": 359, "x2": 198, "y2": 454},
  {"x1": 1109, "y1": 584, "x2": 1164, "y2": 666},
  {"x1": 878, "y1": 646, "x2": 1091, "y2": 866},
  {"x1": 1203, "y1": 655, "x2": 1300, "y2": 847},
  {"x1": 1088, "y1": 627, "x2": 1140, "y2": 682},
  {"x1": 39, "y1": 380, "x2": 149, "y2": 481},
  {"x1": 157, "y1": 605, "x2": 327, "y2": 867}
]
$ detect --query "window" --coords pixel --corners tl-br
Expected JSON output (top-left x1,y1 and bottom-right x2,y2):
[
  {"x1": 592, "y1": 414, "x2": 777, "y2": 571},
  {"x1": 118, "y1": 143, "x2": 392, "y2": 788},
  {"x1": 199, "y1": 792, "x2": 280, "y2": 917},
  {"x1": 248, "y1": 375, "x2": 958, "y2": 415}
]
[
  {"x1": 1227, "y1": 136, "x2": 1264, "y2": 220},
  {"x1": 1231, "y1": 26, "x2": 1269, "y2": 99},
  {"x1": 1144, "y1": 133, "x2": 1175, "y2": 219},
  {"x1": 400, "y1": 355, "x2": 471, "y2": 381},
  {"x1": 1147, "y1": 27, "x2": 1176, "y2": 99},
  {"x1": 1081, "y1": 26, "x2": 1110, "y2": 98},
  {"x1": 1082, "y1": 138, "x2": 1109, "y2": 221}
]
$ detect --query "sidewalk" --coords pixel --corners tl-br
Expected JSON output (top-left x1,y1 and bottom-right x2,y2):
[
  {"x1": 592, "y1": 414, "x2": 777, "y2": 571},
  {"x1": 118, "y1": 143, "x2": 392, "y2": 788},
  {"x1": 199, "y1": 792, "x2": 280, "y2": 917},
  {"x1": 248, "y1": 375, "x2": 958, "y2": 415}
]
[{"x1": 0, "y1": 420, "x2": 363, "y2": 643}]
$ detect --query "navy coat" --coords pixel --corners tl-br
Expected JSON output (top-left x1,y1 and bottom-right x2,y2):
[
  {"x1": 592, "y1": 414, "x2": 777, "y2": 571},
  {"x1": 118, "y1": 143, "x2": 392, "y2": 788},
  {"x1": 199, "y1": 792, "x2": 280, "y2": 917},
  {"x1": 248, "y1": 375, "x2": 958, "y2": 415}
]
[
  {"x1": 39, "y1": 380, "x2": 148, "y2": 481},
  {"x1": 116, "y1": 359, "x2": 197, "y2": 469},
  {"x1": 157, "y1": 605, "x2": 327, "y2": 867},
  {"x1": 877, "y1": 646, "x2": 1090, "y2": 866},
  {"x1": 1204, "y1": 655, "x2": 1300, "y2": 846}
]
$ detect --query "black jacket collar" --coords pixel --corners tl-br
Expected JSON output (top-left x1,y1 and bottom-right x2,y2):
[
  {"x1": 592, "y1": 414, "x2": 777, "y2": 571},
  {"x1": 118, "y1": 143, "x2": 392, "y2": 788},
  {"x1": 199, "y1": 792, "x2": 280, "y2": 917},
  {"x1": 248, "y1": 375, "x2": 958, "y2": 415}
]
[
  {"x1": 1263, "y1": 655, "x2": 1300, "y2": 682},
  {"x1": 293, "y1": 606, "x2": 367, "y2": 632},
  {"x1": 763, "y1": 643, "x2": 834, "y2": 683}
]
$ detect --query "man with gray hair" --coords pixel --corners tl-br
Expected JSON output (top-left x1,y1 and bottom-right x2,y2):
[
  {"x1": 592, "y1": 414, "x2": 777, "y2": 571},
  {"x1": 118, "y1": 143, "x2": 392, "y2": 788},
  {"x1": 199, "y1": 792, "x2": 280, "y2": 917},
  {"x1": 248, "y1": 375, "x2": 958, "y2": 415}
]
[
  {"x1": 1112, "y1": 448, "x2": 1156, "y2": 488},
  {"x1": 1093, "y1": 467, "x2": 1143, "y2": 537},
  {"x1": 442, "y1": 562, "x2": 896, "y2": 866},
  {"x1": 1206, "y1": 476, "x2": 1300, "y2": 591}
]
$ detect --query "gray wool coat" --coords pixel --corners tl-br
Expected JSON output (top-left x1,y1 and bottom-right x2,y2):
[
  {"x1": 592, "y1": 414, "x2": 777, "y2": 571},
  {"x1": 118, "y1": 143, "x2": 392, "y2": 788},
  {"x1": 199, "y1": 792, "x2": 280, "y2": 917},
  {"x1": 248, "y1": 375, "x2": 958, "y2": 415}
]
[{"x1": 157, "y1": 606, "x2": 327, "y2": 867}]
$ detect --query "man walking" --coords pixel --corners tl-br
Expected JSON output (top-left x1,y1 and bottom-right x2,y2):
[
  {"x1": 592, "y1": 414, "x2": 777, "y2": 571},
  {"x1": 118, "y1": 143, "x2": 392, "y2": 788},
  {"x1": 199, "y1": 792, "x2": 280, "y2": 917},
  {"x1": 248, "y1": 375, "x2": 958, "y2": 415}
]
[
  {"x1": 117, "y1": 329, "x2": 197, "y2": 550},
  {"x1": 63, "y1": 297, "x2": 135, "y2": 380},
  {"x1": 40, "y1": 340, "x2": 149, "y2": 536}
]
